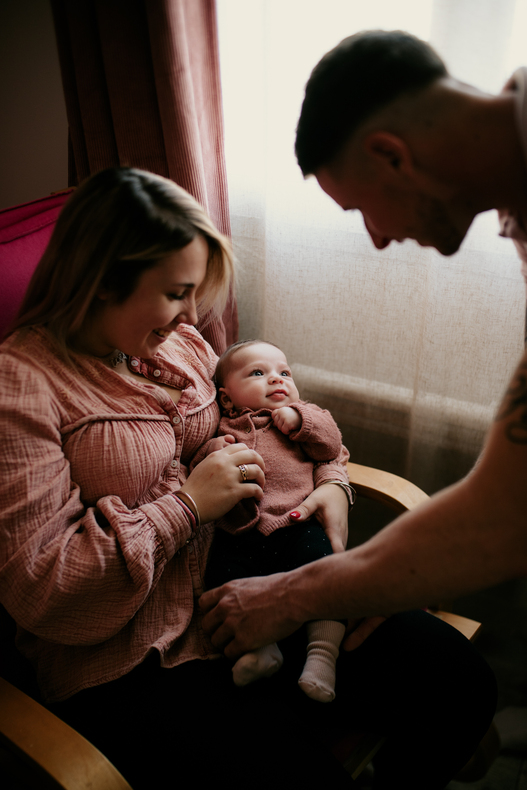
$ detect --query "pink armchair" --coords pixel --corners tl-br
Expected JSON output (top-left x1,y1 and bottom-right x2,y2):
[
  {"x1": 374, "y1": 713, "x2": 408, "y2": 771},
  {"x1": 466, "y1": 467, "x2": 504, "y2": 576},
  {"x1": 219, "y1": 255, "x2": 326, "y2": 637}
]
[{"x1": 0, "y1": 189, "x2": 73, "y2": 338}]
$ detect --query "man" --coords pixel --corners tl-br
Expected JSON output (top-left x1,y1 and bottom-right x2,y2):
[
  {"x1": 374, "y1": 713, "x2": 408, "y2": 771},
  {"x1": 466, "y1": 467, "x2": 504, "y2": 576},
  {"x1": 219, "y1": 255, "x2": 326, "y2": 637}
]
[{"x1": 200, "y1": 30, "x2": 527, "y2": 661}]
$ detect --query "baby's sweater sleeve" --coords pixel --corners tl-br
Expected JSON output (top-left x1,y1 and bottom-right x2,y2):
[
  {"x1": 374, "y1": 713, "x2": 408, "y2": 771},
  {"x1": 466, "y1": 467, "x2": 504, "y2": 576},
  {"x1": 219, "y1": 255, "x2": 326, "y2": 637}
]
[{"x1": 288, "y1": 401, "x2": 343, "y2": 461}]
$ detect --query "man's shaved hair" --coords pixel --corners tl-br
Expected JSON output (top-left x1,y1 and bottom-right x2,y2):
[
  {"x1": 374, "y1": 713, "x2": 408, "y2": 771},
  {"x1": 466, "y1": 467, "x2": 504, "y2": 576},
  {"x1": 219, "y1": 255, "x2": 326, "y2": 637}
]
[{"x1": 295, "y1": 30, "x2": 448, "y2": 176}]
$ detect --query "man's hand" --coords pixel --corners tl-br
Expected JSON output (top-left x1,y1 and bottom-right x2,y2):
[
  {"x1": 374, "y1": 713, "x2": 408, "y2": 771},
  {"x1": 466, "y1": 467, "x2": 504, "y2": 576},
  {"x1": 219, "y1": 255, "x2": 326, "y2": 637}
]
[
  {"x1": 272, "y1": 406, "x2": 302, "y2": 435},
  {"x1": 200, "y1": 573, "x2": 303, "y2": 658}
]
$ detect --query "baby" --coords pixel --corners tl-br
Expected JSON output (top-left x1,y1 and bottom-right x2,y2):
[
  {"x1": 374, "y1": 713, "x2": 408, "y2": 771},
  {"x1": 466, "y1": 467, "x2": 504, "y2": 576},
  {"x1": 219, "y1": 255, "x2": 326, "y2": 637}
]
[{"x1": 193, "y1": 339, "x2": 351, "y2": 702}]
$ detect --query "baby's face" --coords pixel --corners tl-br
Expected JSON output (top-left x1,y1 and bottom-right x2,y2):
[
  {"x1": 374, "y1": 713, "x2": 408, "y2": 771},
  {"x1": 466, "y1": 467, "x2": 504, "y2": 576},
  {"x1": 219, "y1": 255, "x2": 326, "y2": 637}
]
[{"x1": 220, "y1": 343, "x2": 300, "y2": 412}]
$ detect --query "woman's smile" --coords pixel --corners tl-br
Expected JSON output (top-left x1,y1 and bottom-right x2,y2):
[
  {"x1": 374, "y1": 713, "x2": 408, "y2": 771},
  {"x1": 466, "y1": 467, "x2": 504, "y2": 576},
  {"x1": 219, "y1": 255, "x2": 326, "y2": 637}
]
[{"x1": 79, "y1": 235, "x2": 209, "y2": 359}]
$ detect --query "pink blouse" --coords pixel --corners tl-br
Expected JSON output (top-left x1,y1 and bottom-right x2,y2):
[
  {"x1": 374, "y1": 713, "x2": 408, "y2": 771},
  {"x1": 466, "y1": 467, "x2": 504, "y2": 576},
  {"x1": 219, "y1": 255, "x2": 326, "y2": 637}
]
[{"x1": 0, "y1": 324, "x2": 348, "y2": 701}]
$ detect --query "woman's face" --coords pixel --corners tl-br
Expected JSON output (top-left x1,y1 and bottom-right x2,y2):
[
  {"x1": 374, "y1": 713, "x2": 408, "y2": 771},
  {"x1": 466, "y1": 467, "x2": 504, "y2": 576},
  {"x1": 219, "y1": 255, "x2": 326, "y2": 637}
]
[{"x1": 84, "y1": 235, "x2": 209, "y2": 358}]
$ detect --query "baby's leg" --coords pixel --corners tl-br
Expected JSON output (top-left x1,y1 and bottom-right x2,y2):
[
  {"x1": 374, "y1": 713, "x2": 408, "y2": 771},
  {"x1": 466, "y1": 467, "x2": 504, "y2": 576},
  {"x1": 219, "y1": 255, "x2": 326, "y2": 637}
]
[
  {"x1": 269, "y1": 523, "x2": 344, "y2": 701},
  {"x1": 206, "y1": 530, "x2": 286, "y2": 687},
  {"x1": 298, "y1": 620, "x2": 346, "y2": 703},
  {"x1": 232, "y1": 643, "x2": 284, "y2": 686}
]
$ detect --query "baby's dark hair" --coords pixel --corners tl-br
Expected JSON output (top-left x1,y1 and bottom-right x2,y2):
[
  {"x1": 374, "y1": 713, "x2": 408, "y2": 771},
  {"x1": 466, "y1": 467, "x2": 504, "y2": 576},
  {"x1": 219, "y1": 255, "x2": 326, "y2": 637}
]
[{"x1": 214, "y1": 339, "x2": 282, "y2": 389}]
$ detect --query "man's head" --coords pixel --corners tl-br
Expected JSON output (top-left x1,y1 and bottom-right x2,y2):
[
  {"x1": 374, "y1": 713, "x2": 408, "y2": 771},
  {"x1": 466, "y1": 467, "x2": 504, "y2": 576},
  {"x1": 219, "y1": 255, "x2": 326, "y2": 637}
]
[
  {"x1": 295, "y1": 31, "x2": 477, "y2": 256},
  {"x1": 215, "y1": 340, "x2": 300, "y2": 413},
  {"x1": 295, "y1": 30, "x2": 448, "y2": 177}
]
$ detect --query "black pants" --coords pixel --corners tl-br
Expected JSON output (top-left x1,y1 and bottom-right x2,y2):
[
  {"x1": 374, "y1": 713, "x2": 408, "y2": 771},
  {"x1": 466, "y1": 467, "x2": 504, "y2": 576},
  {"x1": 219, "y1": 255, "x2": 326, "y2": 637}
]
[
  {"x1": 50, "y1": 610, "x2": 497, "y2": 789},
  {"x1": 205, "y1": 520, "x2": 333, "y2": 589}
]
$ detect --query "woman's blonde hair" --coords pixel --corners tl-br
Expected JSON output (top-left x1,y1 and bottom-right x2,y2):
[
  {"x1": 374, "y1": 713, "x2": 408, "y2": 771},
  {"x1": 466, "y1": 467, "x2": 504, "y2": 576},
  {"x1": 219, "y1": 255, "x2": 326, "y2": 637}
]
[{"x1": 10, "y1": 167, "x2": 234, "y2": 346}]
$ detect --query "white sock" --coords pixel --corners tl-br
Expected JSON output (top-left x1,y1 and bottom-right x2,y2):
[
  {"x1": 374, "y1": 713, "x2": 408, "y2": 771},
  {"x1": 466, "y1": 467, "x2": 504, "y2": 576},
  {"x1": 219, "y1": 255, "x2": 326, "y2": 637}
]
[
  {"x1": 232, "y1": 643, "x2": 284, "y2": 687},
  {"x1": 298, "y1": 620, "x2": 346, "y2": 703}
]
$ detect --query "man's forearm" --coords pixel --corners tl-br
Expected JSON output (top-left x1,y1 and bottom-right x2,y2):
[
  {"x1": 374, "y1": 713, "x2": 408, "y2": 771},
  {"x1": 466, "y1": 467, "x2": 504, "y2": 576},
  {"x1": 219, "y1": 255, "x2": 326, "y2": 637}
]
[{"x1": 280, "y1": 472, "x2": 527, "y2": 625}]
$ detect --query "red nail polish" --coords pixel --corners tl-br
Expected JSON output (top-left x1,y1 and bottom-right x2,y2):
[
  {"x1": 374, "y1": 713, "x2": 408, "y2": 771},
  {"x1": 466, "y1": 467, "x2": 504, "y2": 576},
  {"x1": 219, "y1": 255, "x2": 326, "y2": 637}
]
[{"x1": 290, "y1": 511, "x2": 301, "y2": 519}]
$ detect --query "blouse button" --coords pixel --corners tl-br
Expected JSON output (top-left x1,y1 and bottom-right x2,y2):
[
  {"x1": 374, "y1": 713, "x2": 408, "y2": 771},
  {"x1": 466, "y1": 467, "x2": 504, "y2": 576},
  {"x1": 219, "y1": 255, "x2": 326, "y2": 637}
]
[
  {"x1": 172, "y1": 415, "x2": 181, "y2": 425},
  {"x1": 153, "y1": 369, "x2": 161, "y2": 377},
  {"x1": 131, "y1": 359, "x2": 139, "y2": 368},
  {"x1": 171, "y1": 460, "x2": 178, "y2": 469}
]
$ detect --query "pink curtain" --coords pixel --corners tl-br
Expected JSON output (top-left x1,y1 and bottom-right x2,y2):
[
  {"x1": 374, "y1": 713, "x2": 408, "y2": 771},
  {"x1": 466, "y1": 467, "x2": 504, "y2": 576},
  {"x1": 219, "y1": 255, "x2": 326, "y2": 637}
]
[{"x1": 50, "y1": 0, "x2": 237, "y2": 353}]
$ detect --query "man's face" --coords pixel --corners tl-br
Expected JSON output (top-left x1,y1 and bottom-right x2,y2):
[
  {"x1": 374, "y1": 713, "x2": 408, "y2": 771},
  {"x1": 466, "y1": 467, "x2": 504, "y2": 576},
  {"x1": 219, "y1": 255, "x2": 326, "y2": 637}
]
[{"x1": 315, "y1": 158, "x2": 466, "y2": 257}]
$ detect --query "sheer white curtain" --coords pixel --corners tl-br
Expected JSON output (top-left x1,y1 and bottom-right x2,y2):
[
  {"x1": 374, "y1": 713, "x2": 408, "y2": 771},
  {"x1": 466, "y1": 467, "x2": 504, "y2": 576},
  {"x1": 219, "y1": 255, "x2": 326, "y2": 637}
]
[{"x1": 216, "y1": 0, "x2": 526, "y2": 493}]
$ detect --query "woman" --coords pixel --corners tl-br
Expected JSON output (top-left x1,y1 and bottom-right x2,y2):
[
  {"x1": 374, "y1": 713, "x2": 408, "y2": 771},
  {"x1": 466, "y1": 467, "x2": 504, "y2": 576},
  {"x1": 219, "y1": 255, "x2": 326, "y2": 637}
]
[{"x1": 0, "y1": 168, "x2": 496, "y2": 789}]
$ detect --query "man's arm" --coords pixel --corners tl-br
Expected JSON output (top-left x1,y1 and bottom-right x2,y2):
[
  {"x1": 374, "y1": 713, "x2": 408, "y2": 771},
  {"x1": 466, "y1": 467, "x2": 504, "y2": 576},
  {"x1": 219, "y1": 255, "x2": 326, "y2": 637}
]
[{"x1": 200, "y1": 350, "x2": 527, "y2": 658}]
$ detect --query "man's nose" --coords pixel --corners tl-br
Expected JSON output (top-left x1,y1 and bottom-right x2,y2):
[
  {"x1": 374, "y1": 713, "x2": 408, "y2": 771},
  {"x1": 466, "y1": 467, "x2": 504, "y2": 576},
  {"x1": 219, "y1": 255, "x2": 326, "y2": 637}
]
[{"x1": 363, "y1": 216, "x2": 391, "y2": 250}]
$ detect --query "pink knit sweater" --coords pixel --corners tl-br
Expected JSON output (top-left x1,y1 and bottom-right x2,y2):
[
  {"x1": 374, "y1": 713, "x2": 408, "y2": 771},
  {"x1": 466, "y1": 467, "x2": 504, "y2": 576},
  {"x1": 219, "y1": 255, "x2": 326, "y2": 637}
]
[{"x1": 192, "y1": 401, "x2": 348, "y2": 535}]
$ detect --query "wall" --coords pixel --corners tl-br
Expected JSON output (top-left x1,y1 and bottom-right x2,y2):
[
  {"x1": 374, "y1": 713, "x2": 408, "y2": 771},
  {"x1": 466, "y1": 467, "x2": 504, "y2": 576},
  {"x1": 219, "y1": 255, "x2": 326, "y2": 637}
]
[{"x1": 0, "y1": 0, "x2": 68, "y2": 210}]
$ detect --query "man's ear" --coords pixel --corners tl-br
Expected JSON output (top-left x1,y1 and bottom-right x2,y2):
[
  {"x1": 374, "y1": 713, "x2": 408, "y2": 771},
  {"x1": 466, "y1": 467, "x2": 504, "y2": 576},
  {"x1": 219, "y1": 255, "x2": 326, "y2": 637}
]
[
  {"x1": 219, "y1": 388, "x2": 233, "y2": 409},
  {"x1": 363, "y1": 131, "x2": 414, "y2": 175}
]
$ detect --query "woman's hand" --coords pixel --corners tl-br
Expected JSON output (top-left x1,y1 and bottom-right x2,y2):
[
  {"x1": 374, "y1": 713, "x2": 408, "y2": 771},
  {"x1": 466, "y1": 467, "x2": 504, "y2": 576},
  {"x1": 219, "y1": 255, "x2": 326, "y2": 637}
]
[
  {"x1": 290, "y1": 483, "x2": 349, "y2": 553},
  {"x1": 179, "y1": 443, "x2": 265, "y2": 524},
  {"x1": 289, "y1": 485, "x2": 385, "y2": 647}
]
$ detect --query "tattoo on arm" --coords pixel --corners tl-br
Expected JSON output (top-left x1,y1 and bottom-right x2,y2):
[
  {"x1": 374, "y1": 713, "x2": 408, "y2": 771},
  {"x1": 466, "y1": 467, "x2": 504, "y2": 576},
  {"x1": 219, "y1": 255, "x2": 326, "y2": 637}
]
[{"x1": 496, "y1": 362, "x2": 527, "y2": 444}]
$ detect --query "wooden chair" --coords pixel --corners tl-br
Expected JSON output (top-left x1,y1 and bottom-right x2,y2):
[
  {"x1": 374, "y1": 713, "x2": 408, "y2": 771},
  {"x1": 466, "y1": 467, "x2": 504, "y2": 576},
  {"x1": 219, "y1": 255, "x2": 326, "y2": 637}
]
[
  {"x1": 0, "y1": 601, "x2": 131, "y2": 790},
  {"x1": 0, "y1": 677, "x2": 133, "y2": 790},
  {"x1": 0, "y1": 462, "x2": 497, "y2": 788}
]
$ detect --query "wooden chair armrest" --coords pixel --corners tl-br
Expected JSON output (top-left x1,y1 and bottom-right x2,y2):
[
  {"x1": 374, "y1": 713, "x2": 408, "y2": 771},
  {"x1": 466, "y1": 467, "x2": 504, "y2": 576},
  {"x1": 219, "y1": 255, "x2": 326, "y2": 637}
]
[
  {"x1": 347, "y1": 461, "x2": 429, "y2": 514},
  {"x1": 0, "y1": 677, "x2": 132, "y2": 790},
  {"x1": 430, "y1": 610, "x2": 482, "y2": 642}
]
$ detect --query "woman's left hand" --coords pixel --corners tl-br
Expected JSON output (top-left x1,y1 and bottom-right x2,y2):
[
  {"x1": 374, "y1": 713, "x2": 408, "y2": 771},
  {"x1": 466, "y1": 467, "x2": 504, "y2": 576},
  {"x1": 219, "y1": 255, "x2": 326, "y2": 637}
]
[
  {"x1": 290, "y1": 484, "x2": 348, "y2": 553},
  {"x1": 288, "y1": 486, "x2": 386, "y2": 648}
]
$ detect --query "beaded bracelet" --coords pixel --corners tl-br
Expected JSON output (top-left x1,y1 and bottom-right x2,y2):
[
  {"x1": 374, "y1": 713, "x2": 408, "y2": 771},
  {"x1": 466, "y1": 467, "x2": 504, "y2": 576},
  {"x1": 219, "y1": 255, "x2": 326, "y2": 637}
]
[{"x1": 175, "y1": 491, "x2": 201, "y2": 531}]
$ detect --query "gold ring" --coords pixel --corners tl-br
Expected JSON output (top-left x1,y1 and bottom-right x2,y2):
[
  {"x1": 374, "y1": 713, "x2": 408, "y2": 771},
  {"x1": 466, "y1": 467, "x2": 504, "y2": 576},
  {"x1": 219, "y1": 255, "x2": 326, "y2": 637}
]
[{"x1": 238, "y1": 464, "x2": 248, "y2": 482}]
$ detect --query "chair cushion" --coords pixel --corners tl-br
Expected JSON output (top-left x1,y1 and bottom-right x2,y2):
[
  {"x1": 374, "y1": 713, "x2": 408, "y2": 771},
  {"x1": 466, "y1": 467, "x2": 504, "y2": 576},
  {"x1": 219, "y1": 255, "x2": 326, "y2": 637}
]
[{"x1": 0, "y1": 190, "x2": 72, "y2": 338}]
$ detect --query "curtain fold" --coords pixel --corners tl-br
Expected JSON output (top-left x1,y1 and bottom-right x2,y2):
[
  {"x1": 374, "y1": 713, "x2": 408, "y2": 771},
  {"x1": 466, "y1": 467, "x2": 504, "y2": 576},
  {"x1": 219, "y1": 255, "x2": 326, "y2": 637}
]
[{"x1": 51, "y1": 0, "x2": 237, "y2": 353}]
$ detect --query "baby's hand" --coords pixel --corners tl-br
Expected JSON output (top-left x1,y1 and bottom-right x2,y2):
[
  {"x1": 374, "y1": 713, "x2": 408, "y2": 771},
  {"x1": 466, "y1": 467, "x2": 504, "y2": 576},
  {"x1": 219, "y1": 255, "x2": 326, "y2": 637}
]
[
  {"x1": 206, "y1": 435, "x2": 236, "y2": 455},
  {"x1": 272, "y1": 407, "x2": 301, "y2": 435}
]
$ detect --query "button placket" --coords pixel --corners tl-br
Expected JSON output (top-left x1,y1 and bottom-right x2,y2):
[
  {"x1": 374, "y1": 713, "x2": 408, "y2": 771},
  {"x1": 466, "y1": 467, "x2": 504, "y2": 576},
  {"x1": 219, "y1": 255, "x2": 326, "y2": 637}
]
[{"x1": 169, "y1": 405, "x2": 183, "y2": 480}]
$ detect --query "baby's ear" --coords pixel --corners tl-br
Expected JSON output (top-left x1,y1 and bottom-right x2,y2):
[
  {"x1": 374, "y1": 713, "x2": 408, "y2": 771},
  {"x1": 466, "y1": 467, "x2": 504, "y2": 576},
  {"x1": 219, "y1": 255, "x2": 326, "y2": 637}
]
[{"x1": 218, "y1": 388, "x2": 233, "y2": 409}]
